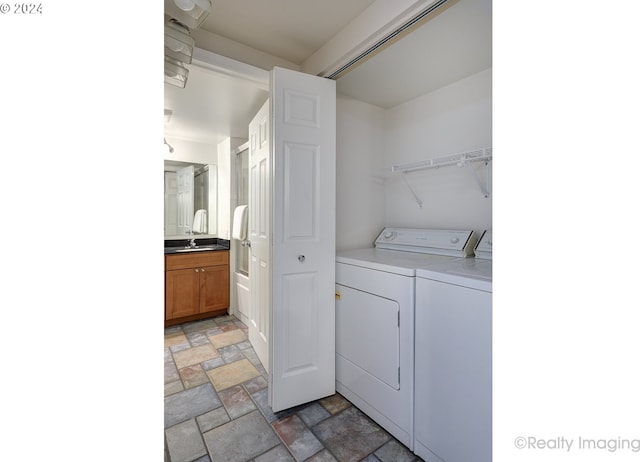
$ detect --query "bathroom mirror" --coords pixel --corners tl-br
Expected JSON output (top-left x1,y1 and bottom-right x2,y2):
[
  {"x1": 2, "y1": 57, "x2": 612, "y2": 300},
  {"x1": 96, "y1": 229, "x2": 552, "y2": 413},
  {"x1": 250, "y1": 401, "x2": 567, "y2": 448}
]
[{"x1": 164, "y1": 160, "x2": 217, "y2": 239}]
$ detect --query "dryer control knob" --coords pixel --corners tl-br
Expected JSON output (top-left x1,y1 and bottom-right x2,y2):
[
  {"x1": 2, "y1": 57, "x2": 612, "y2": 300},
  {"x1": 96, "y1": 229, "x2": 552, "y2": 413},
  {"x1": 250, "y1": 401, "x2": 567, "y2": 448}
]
[{"x1": 450, "y1": 237, "x2": 459, "y2": 243}]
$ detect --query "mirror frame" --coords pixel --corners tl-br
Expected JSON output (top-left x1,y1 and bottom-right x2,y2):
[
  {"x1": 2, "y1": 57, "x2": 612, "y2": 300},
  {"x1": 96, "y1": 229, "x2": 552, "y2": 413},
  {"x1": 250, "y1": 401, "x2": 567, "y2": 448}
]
[{"x1": 164, "y1": 161, "x2": 218, "y2": 239}]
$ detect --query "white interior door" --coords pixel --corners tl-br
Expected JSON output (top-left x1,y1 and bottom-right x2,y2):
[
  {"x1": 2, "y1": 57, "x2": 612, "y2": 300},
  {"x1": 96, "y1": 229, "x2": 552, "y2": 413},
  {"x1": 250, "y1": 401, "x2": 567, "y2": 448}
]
[
  {"x1": 176, "y1": 166, "x2": 194, "y2": 235},
  {"x1": 248, "y1": 100, "x2": 270, "y2": 371},
  {"x1": 164, "y1": 172, "x2": 178, "y2": 236},
  {"x1": 270, "y1": 67, "x2": 336, "y2": 412}
]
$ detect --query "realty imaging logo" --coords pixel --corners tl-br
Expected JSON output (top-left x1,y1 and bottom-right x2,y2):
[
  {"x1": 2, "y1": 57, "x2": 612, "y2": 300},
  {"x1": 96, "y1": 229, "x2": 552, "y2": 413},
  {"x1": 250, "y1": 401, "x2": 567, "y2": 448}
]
[{"x1": 514, "y1": 436, "x2": 640, "y2": 453}]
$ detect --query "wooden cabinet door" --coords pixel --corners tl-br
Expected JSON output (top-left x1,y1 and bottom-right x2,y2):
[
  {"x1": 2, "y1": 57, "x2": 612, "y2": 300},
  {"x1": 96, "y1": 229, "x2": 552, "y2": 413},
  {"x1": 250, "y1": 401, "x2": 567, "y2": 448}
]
[
  {"x1": 199, "y1": 265, "x2": 230, "y2": 313},
  {"x1": 166, "y1": 268, "x2": 200, "y2": 320}
]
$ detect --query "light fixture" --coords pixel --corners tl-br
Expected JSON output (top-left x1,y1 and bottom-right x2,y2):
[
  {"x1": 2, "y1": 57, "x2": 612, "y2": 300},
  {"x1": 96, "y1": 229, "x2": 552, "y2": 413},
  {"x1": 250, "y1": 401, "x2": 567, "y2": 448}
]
[
  {"x1": 164, "y1": 138, "x2": 174, "y2": 154},
  {"x1": 165, "y1": 56, "x2": 189, "y2": 88},
  {"x1": 165, "y1": 19, "x2": 194, "y2": 64},
  {"x1": 164, "y1": 0, "x2": 212, "y2": 30},
  {"x1": 174, "y1": 0, "x2": 196, "y2": 11}
]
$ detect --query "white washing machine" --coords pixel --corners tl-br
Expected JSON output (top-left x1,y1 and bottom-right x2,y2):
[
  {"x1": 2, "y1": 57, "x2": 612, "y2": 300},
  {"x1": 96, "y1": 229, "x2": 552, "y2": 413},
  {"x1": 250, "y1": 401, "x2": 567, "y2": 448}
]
[
  {"x1": 414, "y1": 230, "x2": 492, "y2": 462},
  {"x1": 335, "y1": 228, "x2": 478, "y2": 449}
]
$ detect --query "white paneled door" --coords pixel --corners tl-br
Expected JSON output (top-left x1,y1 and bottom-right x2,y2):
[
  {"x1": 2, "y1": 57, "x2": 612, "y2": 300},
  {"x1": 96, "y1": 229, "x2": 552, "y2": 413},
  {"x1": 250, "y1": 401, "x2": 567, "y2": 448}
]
[
  {"x1": 248, "y1": 99, "x2": 270, "y2": 372},
  {"x1": 247, "y1": 67, "x2": 336, "y2": 413},
  {"x1": 164, "y1": 172, "x2": 178, "y2": 236},
  {"x1": 176, "y1": 166, "x2": 194, "y2": 235},
  {"x1": 270, "y1": 67, "x2": 336, "y2": 412}
]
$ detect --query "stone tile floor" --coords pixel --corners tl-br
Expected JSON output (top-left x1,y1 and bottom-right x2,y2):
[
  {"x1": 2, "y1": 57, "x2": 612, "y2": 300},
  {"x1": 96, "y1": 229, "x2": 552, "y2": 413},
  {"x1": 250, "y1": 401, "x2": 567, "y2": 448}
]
[{"x1": 165, "y1": 314, "x2": 423, "y2": 462}]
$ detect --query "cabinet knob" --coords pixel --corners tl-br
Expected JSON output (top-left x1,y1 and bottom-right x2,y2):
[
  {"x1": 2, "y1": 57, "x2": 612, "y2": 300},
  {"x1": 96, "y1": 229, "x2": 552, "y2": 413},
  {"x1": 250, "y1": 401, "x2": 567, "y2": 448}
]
[
  {"x1": 201, "y1": 268, "x2": 205, "y2": 272},
  {"x1": 195, "y1": 269, "x2": 199, "y2": 272}
]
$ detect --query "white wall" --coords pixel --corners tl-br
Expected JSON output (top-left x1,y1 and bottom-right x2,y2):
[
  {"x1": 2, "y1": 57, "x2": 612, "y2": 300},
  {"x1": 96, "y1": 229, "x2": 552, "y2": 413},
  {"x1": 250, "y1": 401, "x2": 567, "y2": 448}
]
[
  {"x1": 382, "y1": 68, "x2": 492, "y2": 236},
  {"x1": 335, "y1": 97, "x2": 387, "y2": 251},
  {"x1": 216, "y1": 138, "x2": 232, "y2": 240},
  {"x1": 336, "y1": 68, "x2": 492, "y2": 248},
  {"x1": 193, "y1": 29, "x2": 300, "y2": 72},
  {"x1": 163, "y1": 137, "x2": 218, "y2": 165}
]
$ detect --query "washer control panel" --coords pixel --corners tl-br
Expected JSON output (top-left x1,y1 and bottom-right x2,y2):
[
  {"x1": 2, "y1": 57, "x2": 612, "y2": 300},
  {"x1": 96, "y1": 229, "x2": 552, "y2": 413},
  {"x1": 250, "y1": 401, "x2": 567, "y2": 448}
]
[{"x1": 375, "y1": 227, "x2": 477, "y2": 257}]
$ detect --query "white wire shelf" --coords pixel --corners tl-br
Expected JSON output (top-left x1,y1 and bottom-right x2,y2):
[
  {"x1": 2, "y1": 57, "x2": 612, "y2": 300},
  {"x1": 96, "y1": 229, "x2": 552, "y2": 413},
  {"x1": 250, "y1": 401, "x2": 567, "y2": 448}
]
[
  {"x1": 388, "y1": 147, "x2": 492, "y2": 207},
  {"x1": 391, "y1": 147, "x2": 492, "y2": 173}
]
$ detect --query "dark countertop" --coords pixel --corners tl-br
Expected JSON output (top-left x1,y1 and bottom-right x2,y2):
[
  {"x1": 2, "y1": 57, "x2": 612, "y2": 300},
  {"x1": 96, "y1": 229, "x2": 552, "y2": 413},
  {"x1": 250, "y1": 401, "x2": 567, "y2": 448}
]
[{"x1": 164, "y1": 238, "x2": 230, "y2": 254}]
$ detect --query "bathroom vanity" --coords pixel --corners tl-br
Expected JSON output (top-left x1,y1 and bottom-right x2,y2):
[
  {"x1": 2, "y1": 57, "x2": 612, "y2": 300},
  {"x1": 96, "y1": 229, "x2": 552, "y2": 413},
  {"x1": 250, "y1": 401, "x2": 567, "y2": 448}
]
[{"x1": 164, "y1": 239, "x2": 230, "y2": 326}]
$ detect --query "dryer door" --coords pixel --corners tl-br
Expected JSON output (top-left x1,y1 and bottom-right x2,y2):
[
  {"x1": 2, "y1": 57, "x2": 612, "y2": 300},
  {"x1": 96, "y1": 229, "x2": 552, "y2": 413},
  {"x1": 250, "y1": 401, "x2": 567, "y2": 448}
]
[{"x1": 336, "y1": 284, "x2": 400, "y2": 389}]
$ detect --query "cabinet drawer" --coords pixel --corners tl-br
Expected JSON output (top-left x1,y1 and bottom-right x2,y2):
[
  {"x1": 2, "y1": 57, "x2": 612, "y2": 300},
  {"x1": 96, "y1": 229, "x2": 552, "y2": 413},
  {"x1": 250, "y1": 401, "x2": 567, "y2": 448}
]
[{"x1": 165, "y1": 251, "x2": 229, "y2": 270}]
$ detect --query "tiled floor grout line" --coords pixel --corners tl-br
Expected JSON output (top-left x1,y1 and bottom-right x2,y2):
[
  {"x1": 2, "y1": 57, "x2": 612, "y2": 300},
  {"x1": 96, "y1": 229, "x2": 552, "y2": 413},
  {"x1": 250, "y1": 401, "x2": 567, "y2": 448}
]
[
  {"x1": 165, "y1": 315, "x2": 420, "y2": 462},
  {"x1": 169, "y1": 319, "x2": 304, "y2": 461}
]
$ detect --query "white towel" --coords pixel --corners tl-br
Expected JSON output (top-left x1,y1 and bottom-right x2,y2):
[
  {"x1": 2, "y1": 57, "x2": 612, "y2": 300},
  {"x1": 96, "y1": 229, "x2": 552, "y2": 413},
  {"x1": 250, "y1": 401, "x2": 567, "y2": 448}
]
[
  {"x1": 232, "y1": 205, "x2": 248, "y2": 240},
  {"x1": 192, "y1": 209, "x2": 207, "y2": 234}
]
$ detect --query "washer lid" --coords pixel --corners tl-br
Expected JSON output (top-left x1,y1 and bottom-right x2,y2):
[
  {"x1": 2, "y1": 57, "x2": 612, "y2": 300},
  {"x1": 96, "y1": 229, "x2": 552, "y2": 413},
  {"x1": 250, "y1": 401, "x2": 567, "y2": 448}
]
[
  {"x1": 375, "y1": 227, "x2": 477, "y2": 257},
  {"x1": 336, "y1": 248, "x2": 459, "y2": 276},
  {"x1": 416, "y1": 258, "x2": 492, "y2": 292}
]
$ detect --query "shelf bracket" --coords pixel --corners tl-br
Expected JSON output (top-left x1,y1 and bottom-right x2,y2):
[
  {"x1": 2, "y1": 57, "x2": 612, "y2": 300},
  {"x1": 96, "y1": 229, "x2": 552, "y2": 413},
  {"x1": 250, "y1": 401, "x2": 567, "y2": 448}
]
[
  {"x1": 469, "y1": 159, "x2": 492, "y2": 198},
  {"x1": 400, "y1": 172, "x2": 423, "y2": 208}
]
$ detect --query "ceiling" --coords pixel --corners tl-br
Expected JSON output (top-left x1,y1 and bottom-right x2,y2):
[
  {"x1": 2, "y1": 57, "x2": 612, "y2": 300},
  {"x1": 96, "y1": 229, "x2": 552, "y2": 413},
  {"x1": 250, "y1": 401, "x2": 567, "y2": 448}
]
[
  {"x1": 198, "y1": 0, "x2": 377, "y2": 66},
  {"x1": 164, "y1": 0, "x2": 491, "y2": 145},
  {"x1": 164, "y1": 64, "x2": 268, "y2": 144},
  {"x1": 336, "y1": 0, "x2": 491, "y2": 108}
]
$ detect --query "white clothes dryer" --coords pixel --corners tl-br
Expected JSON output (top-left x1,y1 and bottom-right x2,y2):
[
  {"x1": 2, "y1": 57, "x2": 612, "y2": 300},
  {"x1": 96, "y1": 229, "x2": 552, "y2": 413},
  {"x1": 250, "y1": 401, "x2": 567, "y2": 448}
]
[
  {"x1": 414, "y1": 231, "x2": 492, "y2": 462},
  {"x1": 335, "y1": 228, "x2": 477, "y2": 449}
]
